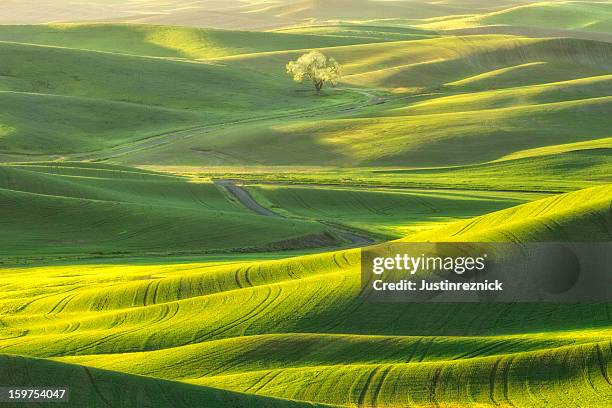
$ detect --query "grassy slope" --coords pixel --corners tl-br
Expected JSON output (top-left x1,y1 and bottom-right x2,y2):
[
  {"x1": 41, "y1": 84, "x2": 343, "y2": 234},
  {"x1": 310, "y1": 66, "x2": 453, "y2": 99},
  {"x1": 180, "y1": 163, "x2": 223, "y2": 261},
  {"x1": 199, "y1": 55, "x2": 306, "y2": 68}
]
[
  {"x1": 236, "y1": 0, "x2": 531, "y2": 21},
  {"x1": 372, "y1": 124, "x2": 611, "y2": 191},
  {"x1": 0, "y1": 23, "x2": 403, "y2": 60},
  {"x1": 123, "y1": 92, "x2": 612, "y2": 167},
  {"x1": 0, "y1": 92, "x2": 198, "y2": 155},
  {"x1": 0, "y1": 0, "x2": 531, "y2": 28},
  {"x1": 274, "y1": 24, "x2": 438, "y2": 41},
  {"x1": 421, "y1": 1, "x2": 612, "y2": 33},
  {"x1": 406, "y1": 183, "x2": 612, "y2": 242},
  {"x1": 1, "y1": 29, "x2": 610, "y2": 167},
  {"x1": 231, "y1": 97, "x2": 610, "y2": 166},
  {"x1": 57, "y1": 334, "x2": 612, "y2": 407},
  {"x1": 0, "y1": 355, "x2": 331, "y2": 408},
  {"x1": 366, "y1": 146, "x2": 612, "y2": 192},
  {"x1": 0, "y1": 163, "x2": 332, "y2": 259},
  {"x1": 404, "y1": 73, "x2": 612, "y2": 110},
  {"x1": 1, "y1": 185, "x2": 610, "y2": 407},
  {"x1": 166, "y1": 117, "x2": 612, "y2": 192},
  {"x1": 0, "y1": 9, "x2": 610, "y2": 407},
  {"x1": 0, "y1": 38, "x2": 359, "y2": 157},
  {"x1": 217, "y1": 35, "x2": 612, "y2": 91},
  {"x1": 246, "y1": 184, "x2": 544, "y2": 235},
  {"x1": 115, "y1": 35, "x2": 612, "y2": 168}
]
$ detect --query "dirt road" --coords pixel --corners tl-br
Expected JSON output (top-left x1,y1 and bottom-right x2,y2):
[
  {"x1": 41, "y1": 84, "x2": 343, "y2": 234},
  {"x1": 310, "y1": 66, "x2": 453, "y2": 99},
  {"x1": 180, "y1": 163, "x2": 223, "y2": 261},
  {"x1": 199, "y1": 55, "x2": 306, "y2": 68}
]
[{"x1": 215, "y1": 179, "x2": 375, "y2": 247}]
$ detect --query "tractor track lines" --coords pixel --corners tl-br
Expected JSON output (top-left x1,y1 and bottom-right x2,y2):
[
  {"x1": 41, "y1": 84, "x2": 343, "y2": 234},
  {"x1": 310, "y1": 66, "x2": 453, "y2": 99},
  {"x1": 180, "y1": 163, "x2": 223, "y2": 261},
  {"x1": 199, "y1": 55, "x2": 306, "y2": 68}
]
[
  {"x1": 69, "y1": 88, "x2": 383, "y2": 162},
  {"x1": 369, "y1": 365, "x2": 393, "y2": 408},
  {"x1": 357, "y1": 365, "x2": 382, "y2": 407},
  {"x1": 84, "y1": 367, "x2": 113, "y2": 407},
  {"x1": 489, "y1": 357, "x2": 503, "y2": 406},
  {"x1": 190, "y1": 286, "x2": 280, "y2": 343},
  {"x1": 595, "y1": 343, "x2": 611, "y2": 386},
  {"x1": 247, "y1": 370, "x2": 284, "y2": 394},
  {"x1": 428, "y1": 366, "x2": 443, "y2": 408}
]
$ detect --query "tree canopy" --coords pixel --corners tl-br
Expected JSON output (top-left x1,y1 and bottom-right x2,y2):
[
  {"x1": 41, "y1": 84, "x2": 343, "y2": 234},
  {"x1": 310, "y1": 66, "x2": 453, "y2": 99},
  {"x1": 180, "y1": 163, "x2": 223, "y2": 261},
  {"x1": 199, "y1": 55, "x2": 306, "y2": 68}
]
[{"x1": 286, "y1": 51, "x2": 342, "y2": 93}]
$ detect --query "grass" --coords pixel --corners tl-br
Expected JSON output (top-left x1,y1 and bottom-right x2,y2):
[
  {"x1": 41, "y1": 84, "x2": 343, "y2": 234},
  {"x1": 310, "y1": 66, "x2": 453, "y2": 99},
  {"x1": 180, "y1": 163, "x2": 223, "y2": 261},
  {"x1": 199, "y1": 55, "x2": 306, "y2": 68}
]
[
  {"x1": 191, "y1": 342, "x2": 611, "y2": 407},
  {"x1": 407, "y1": 74, "x2": 612, "y2": 111},
  {"x1": 421, "y1": 1, "x2": 612, "y2": 33},
  {"x1": 0, "y1": 186, "x2": 610, "y2": 407},
  {"x1": 0, "y1": 162, "x2": 336, "y2": 260},
  {"x1": 245, "y1": 184, "x2": 544, "y2": 236},
  {"x1": 405, "y1": 183, "x2": 612, "y2": 242},
  {"x1": 125, "y1": 94, "x2": 611, "y2": 167},
  {"x1": 274, "y1": 24, "x2": 438, "y2": 41},
  {"x1": 0, "y1": 23, "x2": 406, "y2": 60},
  {"x1": 0, "y1": 355, "x2": 331, "y2": 408},
  {"x1": 98, "y1": 34, "x2": 612, "y2": 168},
  {"x1": 185, "y1": 131, "x2": 611, "y2": 192},
  {"x1": 216, "y1": 35, "x2": 612, "y2": 91},
  {"x1": 0, "y1": 0, "x2": 533, "y2": 29},
  {"x1": 0, "y1": 91, "x2": 198, "y2": 155},
  {"x1": 0, "y1": 6, "x2": 611, "y2": 407},
  {"x1": 0, "y1": 39, "x2": 361, "y2": 157},
  {"x1": 55, "y1": 333, "x2": 612, "y2": 406},
  {"x1": 371, "y1": 149, "x2": 612, "y2": 192},
  {"x1": 1, "y1": 30, "x2": 610, "y2": 166}
]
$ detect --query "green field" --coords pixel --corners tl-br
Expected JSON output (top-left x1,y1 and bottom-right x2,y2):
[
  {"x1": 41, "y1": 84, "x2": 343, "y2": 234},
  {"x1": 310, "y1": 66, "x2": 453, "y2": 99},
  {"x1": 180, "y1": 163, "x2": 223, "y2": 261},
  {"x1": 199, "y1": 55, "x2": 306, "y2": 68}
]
[
  {"x1": 245, "y1": 184, "x2": 545, "y2": 236},
  {"x1": 0, "y1": 162, "x2": 347, "y2": 260},
  {"x1": 1, "y1": 186, "x2": 611, "y2": 406},
  {"x1": 0, "y1": 1, "x2": 611, "y2": 407},
  {"x1": 421, "y1": 1, "x2": 612, "y2": 33}
]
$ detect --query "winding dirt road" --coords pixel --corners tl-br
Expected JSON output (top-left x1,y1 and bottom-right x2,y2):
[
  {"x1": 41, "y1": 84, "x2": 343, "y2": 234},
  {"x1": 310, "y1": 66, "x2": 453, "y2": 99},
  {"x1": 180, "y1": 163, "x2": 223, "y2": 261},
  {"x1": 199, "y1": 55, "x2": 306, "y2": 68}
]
[
  {"x1": 214, "y1": 179, "x2": 375, "y2": 248},
  {"x1": 215, "y1": 179, "x2": 282, "y2": 218}
]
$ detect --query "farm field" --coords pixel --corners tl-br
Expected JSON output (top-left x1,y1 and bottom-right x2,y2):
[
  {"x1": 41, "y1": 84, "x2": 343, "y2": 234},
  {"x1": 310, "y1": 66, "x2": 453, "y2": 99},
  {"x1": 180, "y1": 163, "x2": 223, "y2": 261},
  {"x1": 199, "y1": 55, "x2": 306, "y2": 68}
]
[
  {"x1": 1, "y1": 186, "x2": 611, "y2": 407},
  {"x1": 0, "y1": 162, "x2": 344, "y2": 261},
  {"x1": 0, "y1": 1, "x2": 611, "y2": 407}
]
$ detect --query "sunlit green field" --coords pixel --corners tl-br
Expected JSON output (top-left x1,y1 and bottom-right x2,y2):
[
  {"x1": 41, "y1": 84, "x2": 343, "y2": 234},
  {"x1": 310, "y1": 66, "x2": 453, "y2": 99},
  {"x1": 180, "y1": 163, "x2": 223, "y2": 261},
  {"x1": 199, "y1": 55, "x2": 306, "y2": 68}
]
[{"x1": 0, "y1": 1, "x2": 611, "y2": 406}]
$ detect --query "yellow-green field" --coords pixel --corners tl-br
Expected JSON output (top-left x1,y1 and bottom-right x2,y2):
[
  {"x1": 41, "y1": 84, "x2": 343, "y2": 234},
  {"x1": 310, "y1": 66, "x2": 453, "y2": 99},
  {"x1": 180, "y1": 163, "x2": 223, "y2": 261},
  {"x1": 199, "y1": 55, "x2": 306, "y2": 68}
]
[
  {"x1": 0, "y1": 1, "x2": 611, "y2": 407},
  {"x1": 1, "y1": 186, "x2": 611, "y2": 406}
]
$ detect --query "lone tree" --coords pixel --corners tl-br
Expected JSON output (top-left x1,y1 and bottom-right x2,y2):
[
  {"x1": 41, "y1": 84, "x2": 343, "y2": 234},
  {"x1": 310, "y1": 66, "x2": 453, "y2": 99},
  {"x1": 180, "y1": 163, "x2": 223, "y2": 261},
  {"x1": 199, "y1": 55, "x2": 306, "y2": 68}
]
[{"x1": 286, "y1": 51, "x2": 342, "y2": 94}]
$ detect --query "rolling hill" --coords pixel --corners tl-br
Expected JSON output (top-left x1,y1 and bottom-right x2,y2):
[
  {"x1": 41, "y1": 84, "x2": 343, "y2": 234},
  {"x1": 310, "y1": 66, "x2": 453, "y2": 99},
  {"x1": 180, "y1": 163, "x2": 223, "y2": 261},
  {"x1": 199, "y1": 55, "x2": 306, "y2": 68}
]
[
  {"x1": 1, "y1": 25, "x2": 610, "y2": 166},
  {"x1": 104, "y1": 34, "x2": 612, "y2": 167},
  {"x1": 120, "y1": 92, "x2": 611, "y2": 167},
  {"x1": 0, "y1": 355, "x2": 330, "y2": 408},
  {"x1": 406, "y1": 183, "x2": 612, "y2": 241},
  {"x1": 0, "y1": 3, "x2": 610, "y2": 407},
  {"x1": 0, "y1": 185, "x2": 610, "y2": 407},
  {"x1": 0, "y1": 163, "x2": 337, "y2": 259},
  {"x1": 363, "y1": 145, "x2": 612, "y2": 192},
  {"x1": 245, "y1": 184, "x2": 543, "y2": 235},
  {"x1": 217, "y1": 35, "x2": 612, "y2": 91},
  {"x1": 421, "y1": 1, "x2": 612, "y2": 33},
  {"x1": 0, "y1": 23, "x2": 406, "y2": 60},
  {"x1": 0, "y1": 0, "x2": 534, "y2": 29},
  {"x1": 0, "y1": 38, "x2": 362, "y2": 159}
]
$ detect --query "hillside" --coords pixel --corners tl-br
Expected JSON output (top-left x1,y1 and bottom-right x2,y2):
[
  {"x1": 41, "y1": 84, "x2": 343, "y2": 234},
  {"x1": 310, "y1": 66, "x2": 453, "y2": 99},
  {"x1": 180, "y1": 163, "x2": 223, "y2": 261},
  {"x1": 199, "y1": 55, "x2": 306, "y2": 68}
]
[
  {"x1": 361, "y1": 145, "x2": 612, "y2": 192},
  {"x1": 0, "y1": 3, "x2": 610, "y2": 407},
  {"x1": 0, "y1": 0, "x2": 535, "y2": 28},
  {"x1": 1, "y1": 28, "x2": 610, "y2": 164},
  {"x1": 0, "y1": 355, "x2": 330, "y2": 408},
  {"x1": 0, "y1": 186, "x2": 610, "y2": 407},
  {"x1": 245, "y1": 184, "x2": 542, "y2": 235},
  {"x1": 0, "y1": 163, "x2": 336, "y2": 259},
  {"x1": 107, "y1": 35, "x2": 612, "y2": 167},
  {"x1": 407, "y1": 183, "x2": 612, "y2": 241},
  {"x1": 422, "y1": 1, "x2": 612, "y2": 33},
  {"x1": 0, "y1": 24, "x2": 404, "y2": 60},
  {"x1": 0, "y1": 39, "x2": 359, "y2": 158}
]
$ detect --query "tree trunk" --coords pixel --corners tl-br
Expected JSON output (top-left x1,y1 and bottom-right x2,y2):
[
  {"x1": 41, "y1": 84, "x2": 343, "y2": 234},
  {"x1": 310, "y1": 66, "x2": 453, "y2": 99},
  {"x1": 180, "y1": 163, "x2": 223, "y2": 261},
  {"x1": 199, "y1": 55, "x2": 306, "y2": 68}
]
[{"x1": 314, "y1": 80, "x2": 323, "y2": 94}]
